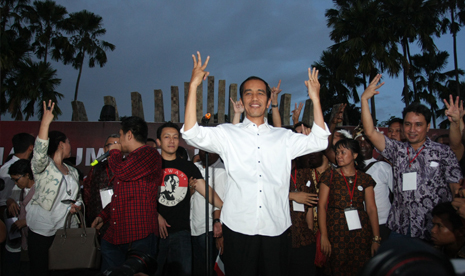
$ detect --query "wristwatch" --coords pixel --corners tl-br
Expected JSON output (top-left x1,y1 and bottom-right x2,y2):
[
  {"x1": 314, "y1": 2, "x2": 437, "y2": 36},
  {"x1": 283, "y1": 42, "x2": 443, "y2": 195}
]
[
  {"x1": 271, "y1": 104, "x2": 278, "y2": 108},
  {"x1": 213, "y1": 218, "x2": 222, "y2": 224}
]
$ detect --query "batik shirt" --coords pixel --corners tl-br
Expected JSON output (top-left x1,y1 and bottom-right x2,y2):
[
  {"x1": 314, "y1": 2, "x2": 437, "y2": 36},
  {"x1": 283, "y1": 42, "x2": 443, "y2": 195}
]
[{"x1": 381, "y1": 136, "x2": 462, "y2": 239}]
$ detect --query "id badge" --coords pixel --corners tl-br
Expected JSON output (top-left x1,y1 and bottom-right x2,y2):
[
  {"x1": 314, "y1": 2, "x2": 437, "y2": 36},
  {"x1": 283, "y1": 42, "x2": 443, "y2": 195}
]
[
  {"x1": 344, "y1": 207, "x2": 361, "y2": 230},
  {"x1": 292, "y1": 201, "x2": 305, "y2": 212},
  {"x1": 100, "y1": 187, "x2": 114, "y2": 209},
  {"x1": 402, "y1": 172, "x2": 417, "y2": 191}
]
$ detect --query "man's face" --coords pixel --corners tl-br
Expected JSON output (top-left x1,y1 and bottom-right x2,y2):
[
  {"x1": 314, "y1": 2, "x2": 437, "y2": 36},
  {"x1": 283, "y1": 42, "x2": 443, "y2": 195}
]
[
  {"x1": 156, "y1": 127, "x2": 179, "y2": 155},
  {"x1": 333, "y1": 132, "x2": 344, "y2": 145},
  {"x1": 431, "y1": 215, "x2": 457, "y2": 246},
  {"x1": 388, "y1": 122, "x2": 403, "y2": 141},
  {"x1": 10, "y1": 174, "x2": 28, "y2": 190},
  {"x1": 356, "y1": 136, "x2": 373, "y2": 160},
  {"x1": 118, "y1": 129, "x2": 130, "y2": 153},
  {"x1": 241, "y1": 79, "x2": 271, "y2": 121},
  {"x1": 403, "y1": 112, "x2": 430, "y2": 148},
  {"x1": 104, "y1": 137, "x2": 120, "y2": 153}
]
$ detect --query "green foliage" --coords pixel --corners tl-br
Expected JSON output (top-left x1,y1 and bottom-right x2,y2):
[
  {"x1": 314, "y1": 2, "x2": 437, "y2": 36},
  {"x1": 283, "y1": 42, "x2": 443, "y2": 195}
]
[{"x1": 0, "y1": 0, "x2": 113, "y2": 120}]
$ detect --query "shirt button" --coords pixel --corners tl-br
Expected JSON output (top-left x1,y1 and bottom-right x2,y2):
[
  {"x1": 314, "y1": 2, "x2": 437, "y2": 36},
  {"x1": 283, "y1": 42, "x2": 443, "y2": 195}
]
[
  {"x1": 117, "y1": 182, "x2": 119, "y2": 184},
  {"x1": 260, "y1": 190, "x2": 262, "y2": 192},
  {"x1": 112, "y1": 208, "x2": 115, "y2": 211},
  {"x1": 258, "y1": 161, "x2": 260, "y2": 163},
  {"x1": 114, "y1": 222, "x2": 116, "y2": 224},
  {"x1": 258, "y1": 147, "x2": 260, "y2": 149},
  {"x1": 257, "y1": 134, "x2": 259, "y2": 136},
  {"x1": 259, "y1": 175, "x2": 261, "y2": 177},
  {"x1": 114, "y1": 195, "x2": 117, "y2": 197},
  {"x1": 259, "y1": 206, "x2": 262, "y2": 208}
]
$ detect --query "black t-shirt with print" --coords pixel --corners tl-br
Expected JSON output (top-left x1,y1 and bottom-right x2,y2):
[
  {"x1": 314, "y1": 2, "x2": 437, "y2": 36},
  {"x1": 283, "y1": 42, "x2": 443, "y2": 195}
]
[{"x1": 158, "y1": 158, "x2": 203, "y2": 233}]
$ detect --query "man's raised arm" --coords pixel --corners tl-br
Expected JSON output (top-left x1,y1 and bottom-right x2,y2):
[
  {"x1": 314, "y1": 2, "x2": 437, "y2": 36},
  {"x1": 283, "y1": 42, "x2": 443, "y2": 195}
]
[
  {"x1": 306, "y1": 68, "x2": 325, "y2": 130},
  {"x1": 361, "y1": 74, "x2": 386, "y2": 152},
  {"x1": 184, "y1": 51, "x2": 210, "y2": 132}
]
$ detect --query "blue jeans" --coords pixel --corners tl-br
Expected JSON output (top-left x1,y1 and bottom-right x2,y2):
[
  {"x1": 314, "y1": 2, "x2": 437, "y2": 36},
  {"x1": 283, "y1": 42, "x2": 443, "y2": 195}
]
[
  {"x1": 192, "y1": 231, "x2": 218, "y2": 276},
  {"x1": 101, "y1": 233, "x2": 158, "y2": 272},
  {"x1": 156, "y1": 230, "x2": 192, "y2": 276}
]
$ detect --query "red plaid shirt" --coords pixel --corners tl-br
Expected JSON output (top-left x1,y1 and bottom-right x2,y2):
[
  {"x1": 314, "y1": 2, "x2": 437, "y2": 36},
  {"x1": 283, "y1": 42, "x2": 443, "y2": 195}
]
[{"x1": 99, "y1": 145, "x2": 162, "y2": 245}]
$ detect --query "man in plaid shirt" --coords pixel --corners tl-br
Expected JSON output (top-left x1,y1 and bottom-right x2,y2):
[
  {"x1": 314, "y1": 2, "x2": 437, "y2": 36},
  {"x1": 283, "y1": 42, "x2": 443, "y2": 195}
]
[{"x1": 92, "y1": 116, "x2": 163, "y2": 271}]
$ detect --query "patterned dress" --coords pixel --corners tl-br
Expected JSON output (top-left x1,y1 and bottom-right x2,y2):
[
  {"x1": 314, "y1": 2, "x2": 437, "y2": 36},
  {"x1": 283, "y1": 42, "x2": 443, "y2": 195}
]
[{"x1": 320, "y1": 169, "x2": 375, "y2": 276}]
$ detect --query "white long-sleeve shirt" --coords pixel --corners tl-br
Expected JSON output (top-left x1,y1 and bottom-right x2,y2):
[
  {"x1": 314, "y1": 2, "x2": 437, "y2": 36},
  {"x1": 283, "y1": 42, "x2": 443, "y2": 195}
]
[
  {"x1": 181, "y1": 118, "x2": 329, "y2": 236},
  {"x1": 190, "y1": 158, "x2": 227, "y2": 236}
]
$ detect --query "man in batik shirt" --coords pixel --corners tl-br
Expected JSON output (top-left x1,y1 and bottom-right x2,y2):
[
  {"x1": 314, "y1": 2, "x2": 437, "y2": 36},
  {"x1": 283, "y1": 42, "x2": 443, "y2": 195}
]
[{"x1": 361, "y1": 75, "x2": 462, "y2": 241}]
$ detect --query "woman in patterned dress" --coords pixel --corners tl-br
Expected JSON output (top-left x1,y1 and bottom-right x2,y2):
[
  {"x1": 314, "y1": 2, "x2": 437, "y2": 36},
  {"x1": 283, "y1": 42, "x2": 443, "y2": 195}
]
[{"x1": 318, "y1": 138, "x2": 380, "y2": 276}]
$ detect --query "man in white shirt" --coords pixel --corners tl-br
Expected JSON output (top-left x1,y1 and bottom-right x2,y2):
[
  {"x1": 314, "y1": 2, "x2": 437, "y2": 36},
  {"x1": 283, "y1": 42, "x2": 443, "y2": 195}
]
[
  {"x1": 181, "y1": 52, "x2": 330, "y2": 276},
  {"x1": 354, "y1": 128, "x2": 393, "y2": 242},
  {"x1": 191, "y1": 150, "x2": 226, "y2": 276}
]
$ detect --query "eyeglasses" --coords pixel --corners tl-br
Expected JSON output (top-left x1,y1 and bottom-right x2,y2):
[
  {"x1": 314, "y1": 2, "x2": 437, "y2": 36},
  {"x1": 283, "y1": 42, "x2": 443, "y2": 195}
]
[{"x1": 11, "y1": 175, "x2": 24, "y2": 182}]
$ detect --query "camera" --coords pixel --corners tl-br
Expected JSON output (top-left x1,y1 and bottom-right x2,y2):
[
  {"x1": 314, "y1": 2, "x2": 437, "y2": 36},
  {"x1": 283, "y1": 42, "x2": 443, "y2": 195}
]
[{"x1": 99, "y1": 250, "x2": 156, "y2": 276}]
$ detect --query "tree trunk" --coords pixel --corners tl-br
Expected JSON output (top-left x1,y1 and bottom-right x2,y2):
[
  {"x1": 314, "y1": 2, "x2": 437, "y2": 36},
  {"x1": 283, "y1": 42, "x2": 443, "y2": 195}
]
[
  {"x1": 406, "y1": 42, "x2": 418, "y2": 102},
  {"x1": 451, "y1": 8, "x2": 460, "y2": 98},
  {"x1": 74, "y1": 52, "x2": 85, "y2": 102},
  {"x1": 401, "y1": 38, "x2": 410, "y2": 107}
]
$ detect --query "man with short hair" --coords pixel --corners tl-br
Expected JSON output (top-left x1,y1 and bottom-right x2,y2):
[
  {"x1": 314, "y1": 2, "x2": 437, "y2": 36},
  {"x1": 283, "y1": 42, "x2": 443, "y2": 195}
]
[
  {"x1": 83, "y1": 134, "x2": 119, "y2": 227},
  {"x1": 0, "y1": 133, "x2": 35, "y2": 218},
  {"x1": 155, "y1": 122, "x2": 222, "y2": 276},
  {"x1": 354, "y1": 126, "x2": 393, "y2": 242},
  {"x1": 387, "y1": 118, "x2": 404, "y2": 141},
  {"x1": 361, "y1": 75, "x2": 462, "y2": 241},
  {"x1": 182, "y1": 52, "x2": 329, "y2": 276},
  {"x1": 91, "y1": 116, "x2": 162, "y2": 271},
  {"x1": 431, "y1": 202, "x2": 465, "y2": 258},
  {"x1": 191, "y1": 149, "x2": 226, "y2": 276}
]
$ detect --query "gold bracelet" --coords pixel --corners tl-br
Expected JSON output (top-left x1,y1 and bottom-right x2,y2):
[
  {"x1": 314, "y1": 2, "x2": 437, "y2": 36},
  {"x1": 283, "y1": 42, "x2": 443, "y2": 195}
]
[{"x1": 372, "y1": 236, "x2": 382, "y2": 243}]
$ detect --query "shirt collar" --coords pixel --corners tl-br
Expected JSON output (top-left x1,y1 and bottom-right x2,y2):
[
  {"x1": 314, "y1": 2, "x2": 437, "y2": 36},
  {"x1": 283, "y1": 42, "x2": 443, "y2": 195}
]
[{"x1": 241, "y1": 116, "x2": 271, "y2": 129}]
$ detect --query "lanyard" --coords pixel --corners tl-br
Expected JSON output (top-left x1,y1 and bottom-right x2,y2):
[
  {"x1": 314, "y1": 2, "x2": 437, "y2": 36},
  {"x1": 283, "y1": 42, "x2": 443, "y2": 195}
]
[
  {"x1": 407, "y1": 145, "x2": 425, "y2": 168},
  {"x1": 341, "y1": 170, "x2": 357, "y2": 207},
  {"x1": 314, "y1": 169, "x2": 319, "y2": 183},
  {"x1": 105, "y1": 166, "x2": 116, "y2": 186},
  {"x1": 291, "y1": 169, "x2": 297, "y2": 191}
]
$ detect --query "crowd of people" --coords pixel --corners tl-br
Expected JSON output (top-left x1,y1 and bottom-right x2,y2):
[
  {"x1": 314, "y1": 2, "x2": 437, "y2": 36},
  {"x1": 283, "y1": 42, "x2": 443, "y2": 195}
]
[{"x1": 1, "y1": 51, "x2": 465, "y2": 276}]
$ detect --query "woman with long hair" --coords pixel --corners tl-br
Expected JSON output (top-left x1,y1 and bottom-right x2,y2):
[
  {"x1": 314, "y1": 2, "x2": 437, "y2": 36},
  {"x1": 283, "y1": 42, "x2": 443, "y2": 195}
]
[
  {"x1": 26, "y1": 101, "x2": 82, "y2": 276},
  {"x1": 318, "y1": 138, "x2": 380, "y2": 276}
]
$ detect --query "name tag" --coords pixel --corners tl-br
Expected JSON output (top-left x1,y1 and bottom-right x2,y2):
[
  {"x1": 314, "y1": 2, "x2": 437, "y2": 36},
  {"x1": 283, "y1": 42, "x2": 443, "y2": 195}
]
[
  {"x1": 100, "y1": 188, "x2": 114, "y2": 209},
  {"x1": 344, "y1": 207, "x2": 361, "y2": 230},
  {"x1": 306, "y1": 181, "x2": 311, "y2": 187},
  {"x1": 402, "y1": 172, "x2": 417, "y2": 191},
  {"x1": 292, "y1": 201, "x2": 305, "y2": 212}
]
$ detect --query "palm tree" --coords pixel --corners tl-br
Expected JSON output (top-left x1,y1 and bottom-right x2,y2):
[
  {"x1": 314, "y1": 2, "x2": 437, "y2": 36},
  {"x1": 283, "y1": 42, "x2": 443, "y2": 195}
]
[
  {"x1": 1, "y1": 0, "x2": 32, "y2": 115},
  {"x1": 26, "y1": 0, "x2": 68, "y2": 63},
  {"x1": 63, "y1": 10, "x2": 115, "y2": 102},
  {"x1": 439, "y1": 0, "x2": 465, "y2": 98},
  {"x1": 381, "y1": 0, "x2": 442, "y2": 105},
  {"x1": 326, "y1": 0, "x2": 401, "y2": 122},
  {"x1": 3, "y1": 58, "x2": 63, "y2": 120},
  {"x1": 411, "y1": 51, "x2": 461, "y2": 128}
]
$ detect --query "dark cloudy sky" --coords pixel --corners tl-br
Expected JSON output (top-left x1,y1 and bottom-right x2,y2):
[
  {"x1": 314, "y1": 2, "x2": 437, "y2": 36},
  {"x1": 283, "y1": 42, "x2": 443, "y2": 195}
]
[{"x1": 23, "y1": 0, "x2": 465, "y2": 124}]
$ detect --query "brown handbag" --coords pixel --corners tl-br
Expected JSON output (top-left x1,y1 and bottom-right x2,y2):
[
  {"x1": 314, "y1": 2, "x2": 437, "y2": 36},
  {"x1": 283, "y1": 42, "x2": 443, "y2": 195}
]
[{"x1": 49, "y1": 210, "x2": 101, "y2": 270}]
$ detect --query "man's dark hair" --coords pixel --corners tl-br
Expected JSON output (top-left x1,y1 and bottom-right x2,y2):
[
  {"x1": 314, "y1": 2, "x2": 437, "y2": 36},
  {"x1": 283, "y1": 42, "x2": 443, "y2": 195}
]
[
  {"x1": 105, "y1": 133, "x2": 120, "y2": 142},
  {"x1": 48, "y1": 131, "x2": 67, "y2": 157},
  {"x1": 12, "y1": 133, "x2": 34, "y2": 154},
  {"x1": 387, "y1": 117, "x2": 403, "y2": 128},
  {"x1": 402, "y1": 103, "x2": 431, "y2": 124},
  {"x1": 177, "y1": 146, "x2": 189, "y2": 160},
  {"x1": 432, "y1": 202, "x2": 464, "y2": 231},
  {"x1": 293, "y1": 121, "x2": 312, "y2": 133},
  {"x1": 156, "y1": 122, "x2": 180, "y2": 140},
  {"x1": 8, "y1": 159, "x2": 33, "y2": 180},
  {"x1": 121, "y1": 116, "x2": 148, "y2": 144},
  {"x1": 239, "y1": 76, "x2": 271, "y2": 101},
  {"x1": 147, "y1": 138, "x2": 156, "y2": 144},
  {"x1": 334, "y1": 138, "x2": 366, "y2": 171}
]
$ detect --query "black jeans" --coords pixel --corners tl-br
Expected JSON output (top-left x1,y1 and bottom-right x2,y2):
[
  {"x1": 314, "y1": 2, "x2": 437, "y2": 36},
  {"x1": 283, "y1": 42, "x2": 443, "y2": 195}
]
[{"x1": 222, "y1": 224, "x2": 290, "y2": 276}]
